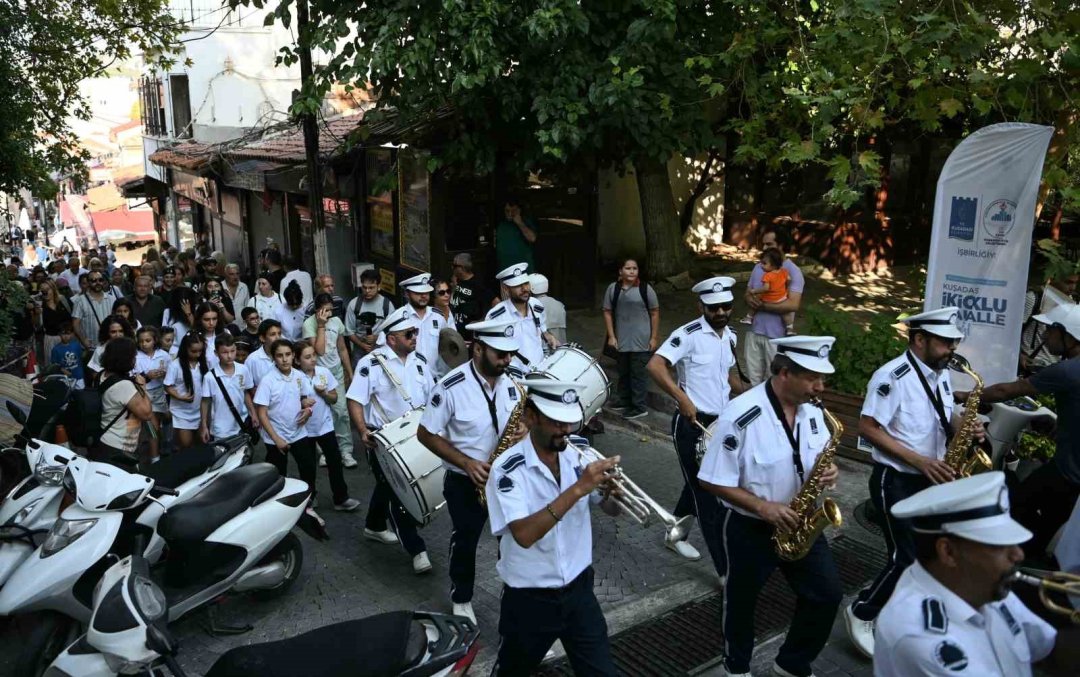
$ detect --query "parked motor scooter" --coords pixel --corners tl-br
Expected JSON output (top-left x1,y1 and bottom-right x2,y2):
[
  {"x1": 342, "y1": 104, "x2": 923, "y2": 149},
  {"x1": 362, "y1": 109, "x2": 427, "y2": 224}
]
[
  {"x1": 0, "y1": 436, "x2": 253, "y2": 676},
  {"x1": 981, "y1": 395, "x2": 1057, "y2": 469},
  {"x1": 47, "y1": 554, "x2": 479, "y2": 677}
]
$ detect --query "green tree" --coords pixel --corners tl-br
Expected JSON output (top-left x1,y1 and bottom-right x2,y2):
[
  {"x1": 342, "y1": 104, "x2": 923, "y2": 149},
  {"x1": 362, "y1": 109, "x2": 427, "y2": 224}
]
[
  {"x1": 0, "y1": 0, "x2": 184, "y2": 195},
  {"x1": 244, "y1": 0, "x2": 735, "y2": 277}
]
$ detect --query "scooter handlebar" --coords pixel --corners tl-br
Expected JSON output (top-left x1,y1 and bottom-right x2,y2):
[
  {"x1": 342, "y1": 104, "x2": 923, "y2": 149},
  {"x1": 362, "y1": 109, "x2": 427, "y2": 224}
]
[{"x1": 151, "y1": 485, "x2": 179, "y2": 497}]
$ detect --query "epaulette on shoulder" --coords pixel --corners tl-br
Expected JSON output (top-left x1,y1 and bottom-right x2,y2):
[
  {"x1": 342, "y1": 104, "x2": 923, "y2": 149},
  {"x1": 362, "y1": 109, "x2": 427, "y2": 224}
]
[
  {"x1": 507, "y1": 366, "x2": 525, "y2": 380},
  {"x1": 892, "y1": 363, "x2": 912, "y2": 379},
  {"x1": 530, "y1": 300, "x2": 545, "y2": 313},
  {"x1": 500, "y1": 453, "x2": 527, "y2": 473},
  {"x1": 415, "y1": 353, "x2": 428, "y2": 363},
  {"x1": 922, "y1": 597, "x2": 948, "y2": 634},
  {"x1": 735, "y1": 406, "x2": 762, "y2": 430},
  {"x1": 441, "y1": 372, "x2": 466, "y2": 390},
  {"x1": 685, "y1": 321, "x2": 703, "y2": 334},
  {"x1": 489, "y1": 306, "x2": 507, "y2": 318}
]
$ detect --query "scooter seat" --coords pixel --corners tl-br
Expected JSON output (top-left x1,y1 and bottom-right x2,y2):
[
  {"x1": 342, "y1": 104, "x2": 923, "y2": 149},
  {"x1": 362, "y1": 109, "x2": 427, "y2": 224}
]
[
  {"x1": 140, "y1": 444, "x2": 219, "y2": 490},
  {"x1": 158, "y1": 463, "x2": 284, "y2": 544}
]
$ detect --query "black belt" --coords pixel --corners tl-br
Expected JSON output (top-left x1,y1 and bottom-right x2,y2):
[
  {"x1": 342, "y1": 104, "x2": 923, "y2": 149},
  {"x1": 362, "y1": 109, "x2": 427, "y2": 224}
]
[{"x1": 505, "y1": 566, "x2": 592, "y2": 597}]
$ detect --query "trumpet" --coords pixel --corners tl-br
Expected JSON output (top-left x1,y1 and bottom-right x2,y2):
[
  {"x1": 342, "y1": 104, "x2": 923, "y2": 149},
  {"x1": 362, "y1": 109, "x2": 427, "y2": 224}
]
[
  {"x1": 1011, "y1": 569, "x2": 1080, "y2": 623},
  {"x1": 571, "y1": 440, "x2": 691, "y2": 543}
]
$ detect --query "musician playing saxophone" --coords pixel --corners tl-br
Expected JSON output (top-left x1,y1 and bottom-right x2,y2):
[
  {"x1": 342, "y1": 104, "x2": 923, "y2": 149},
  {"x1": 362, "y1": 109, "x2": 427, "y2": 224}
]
[
  {"x1": 486, "y1": 379, "x2": 621, "y2": 676},
  {"x1": 417, "y1": 317, "x2": 528, "y2": 624},
  {"x1": 847, "y1": 307, "x2": 985, "y2": 658},
  {"x1": 698, "y1": 336, "x2": 842, "y2": 677},
  {"x1": 345, "y1": 306, "x2": 435, "y2": 574}
]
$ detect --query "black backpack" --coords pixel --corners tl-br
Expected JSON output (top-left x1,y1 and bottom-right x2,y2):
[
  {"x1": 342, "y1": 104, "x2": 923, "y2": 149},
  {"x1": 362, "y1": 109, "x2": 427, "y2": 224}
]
[{"x1": 64, "y1": 374, "x2": 129, "y2": 449}]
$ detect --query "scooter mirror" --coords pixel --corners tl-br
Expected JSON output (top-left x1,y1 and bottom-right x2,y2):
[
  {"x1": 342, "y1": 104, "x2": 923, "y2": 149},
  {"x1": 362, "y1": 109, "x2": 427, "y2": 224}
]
[{"x1": 145, "y1": 623, "x2": 177, "y2": 657}]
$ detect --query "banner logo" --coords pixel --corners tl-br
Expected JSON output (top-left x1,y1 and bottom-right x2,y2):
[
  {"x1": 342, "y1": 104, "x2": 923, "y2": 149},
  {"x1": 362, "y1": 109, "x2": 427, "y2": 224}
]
[
  {"x1": 947, "y1": 196, "x2": 978, "y2": 241},
  {"x1": 982, "y1": 198, "x2": 1017, "y2": 245}
]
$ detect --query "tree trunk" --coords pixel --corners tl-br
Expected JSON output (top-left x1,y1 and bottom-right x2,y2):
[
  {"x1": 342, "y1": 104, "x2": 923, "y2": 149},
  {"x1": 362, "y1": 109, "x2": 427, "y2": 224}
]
[{"x1": 636, "y1": 158, "x2": 690, "y2": 279}]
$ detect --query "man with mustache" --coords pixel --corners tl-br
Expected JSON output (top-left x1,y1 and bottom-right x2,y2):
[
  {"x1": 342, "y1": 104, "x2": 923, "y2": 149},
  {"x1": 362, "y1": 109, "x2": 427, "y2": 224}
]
[
  {"x1": 485, "y1": 378, "x2": 622, "y2": 675},
  {"x1": 874, "y1": 472, "x2": 1058, "y2": 676},
  {"x1": 846, "y1": 306, "x2": 974, "y2": 657}
]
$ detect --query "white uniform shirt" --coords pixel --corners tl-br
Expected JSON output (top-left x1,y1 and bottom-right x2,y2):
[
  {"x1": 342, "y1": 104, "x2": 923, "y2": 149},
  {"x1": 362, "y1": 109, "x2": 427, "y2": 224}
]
[
  {"x1": 420, "y1": 362, "x2": 519, "y2": 474},
  {"x1": 486, "y1": 436, "x2": 599, "y2": 588},
  {"x1": 276, "y1": 305, "x2": 306, "y2": 341},
  {"x1": 698, "y1": 381, "x2": 830, "y2": 518},
  {"x1": 346, "y1": 346, "x2": 433, "y2": 429},
  {"x1": 164, "y1": 359, "x2": 205, "y2": 421},
  {"x1": 302, "y1": 366, "x2": 337, "y2": 437},
  {"x1": 225, "y1": 282, "x2": 250, "y2": 326},
  {"x1": 203, "y1": 333, "x2": 219, "y2": 370},
  {"x1": 858, "y1": 351, "x2": 954, "y2": 473},
  {"x1": 875, "y1": 562, "x2": 1055, "y2": 677},
  {"x1": 200, "y1": 364, "x2": 252, "y2": 439},
  {"x1": 654, "y1": 317, "x2": 737, "y2": 416},
  {"x1": 135, "y1": 349, "x2": 171, "y2": 390},
  {"x1": 485, "y1": 298, "x2": 548, "y2": 371},
  {"x1": 253, "y1": 367, "x2": 315, "y2": 445},
  {"x1": 245, "y1": 347, "x2": 274, "y2": 387},
  {"x1": 374, "y1": 305, "x2": 444, "y2": 367}
]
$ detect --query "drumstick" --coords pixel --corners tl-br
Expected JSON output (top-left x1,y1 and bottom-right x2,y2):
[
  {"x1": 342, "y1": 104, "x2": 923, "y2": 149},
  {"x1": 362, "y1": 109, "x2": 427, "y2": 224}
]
[{"x1": 693, "y1": 420, "x2": 712, "y2": 438}]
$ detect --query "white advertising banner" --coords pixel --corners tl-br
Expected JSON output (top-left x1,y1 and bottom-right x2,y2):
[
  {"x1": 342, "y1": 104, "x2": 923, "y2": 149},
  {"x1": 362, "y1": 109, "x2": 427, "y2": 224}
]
[{"x1": 925, "y1": 123, "x2": 1054, "y2": 387}]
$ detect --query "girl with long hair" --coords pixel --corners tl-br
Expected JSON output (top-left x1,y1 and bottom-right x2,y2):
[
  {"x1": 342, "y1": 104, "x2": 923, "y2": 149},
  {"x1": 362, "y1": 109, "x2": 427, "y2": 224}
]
[{"x1": 164, "y1": 333, "x2": 208, "y2": 449}]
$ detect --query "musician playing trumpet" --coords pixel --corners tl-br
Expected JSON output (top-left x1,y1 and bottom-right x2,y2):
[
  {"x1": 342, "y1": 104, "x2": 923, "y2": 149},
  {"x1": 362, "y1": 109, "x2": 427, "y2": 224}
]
[
  {"x1": 486, "y1": 378, "x2": 621, "y2": 676},
  {"x1": 346, "y1": 306, "x2": 435, "y2": 574},
  {"x1": 417, "y1": 318, "x2": 528, "y2": 624},
  {"x1": 698, "y1": 336, "x2": 842, "y2": 677}
]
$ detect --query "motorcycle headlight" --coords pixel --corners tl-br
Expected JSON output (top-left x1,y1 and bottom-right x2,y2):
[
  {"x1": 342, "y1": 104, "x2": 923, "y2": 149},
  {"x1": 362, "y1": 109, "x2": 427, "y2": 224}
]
[
  {"x1": 131, "y1": 575, "x2": 167, "y2": 621},
  {"x1": 2, "y1": 497, "x2": 43, "y2": 531},
  {"x1": 41, "y1": 518, "x2": 98, "y2": 557},
  {"x1": 34, "y1": 457, "x2": 66, "y2": 486}
]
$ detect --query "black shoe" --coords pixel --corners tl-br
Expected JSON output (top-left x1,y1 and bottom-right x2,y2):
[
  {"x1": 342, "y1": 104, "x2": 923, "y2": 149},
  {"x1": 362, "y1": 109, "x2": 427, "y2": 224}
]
[{"x1": 624, "y1": 409, "x2": 649, "y2": 420}]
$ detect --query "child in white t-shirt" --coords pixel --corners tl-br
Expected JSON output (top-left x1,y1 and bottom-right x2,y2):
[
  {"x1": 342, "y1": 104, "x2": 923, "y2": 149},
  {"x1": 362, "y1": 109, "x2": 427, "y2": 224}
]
[
  {"x1": 199, "y1": 334, "x2": 255, "y2": 442},
  {"x1": 254, "y1": 339, "x2": 317, "y2": 495},
  {"x1": 135, "y1": 326, "x2": 171, "y2": 462},
  {"x1": 295, "y1": 339, "x2": 357, "y2": 511},
  {"x1": 164, "y1": 333, "x2": 208, "y2": 449}
]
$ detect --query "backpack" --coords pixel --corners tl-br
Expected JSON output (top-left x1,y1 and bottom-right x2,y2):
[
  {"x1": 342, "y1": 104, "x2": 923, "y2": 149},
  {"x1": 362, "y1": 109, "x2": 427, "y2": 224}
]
[
  {"x1": 354, "y1": 293, "x2": 392, "y2": 332},
  {"x1": 64, "y1": 374, "x2": 129, "y2": 449},
  {"x1": 610, "y1": 282, "x2": 651, "y2": 322}
]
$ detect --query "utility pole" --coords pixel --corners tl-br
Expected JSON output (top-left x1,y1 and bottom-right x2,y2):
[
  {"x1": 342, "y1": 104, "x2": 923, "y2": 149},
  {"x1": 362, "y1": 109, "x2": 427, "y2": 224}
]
[{"x1": 295, "y1": 0, "x2": 324, "y2": 268}]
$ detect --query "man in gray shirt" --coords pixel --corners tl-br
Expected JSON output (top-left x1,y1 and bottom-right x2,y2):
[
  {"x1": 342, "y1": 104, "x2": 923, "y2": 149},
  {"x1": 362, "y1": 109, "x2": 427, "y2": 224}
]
[
  {"x1": 345, "y1": 268, "x2": 395, "y2": 367},
  {"x1": 743, "y1": 227, "x2": 805, "y2": 385}
]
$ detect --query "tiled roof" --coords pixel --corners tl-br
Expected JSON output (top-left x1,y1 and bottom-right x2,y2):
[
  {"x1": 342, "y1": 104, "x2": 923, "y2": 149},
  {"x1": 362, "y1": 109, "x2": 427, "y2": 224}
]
[{"x1": 148, "y1": 141, "x2": 220, "y2": 171}]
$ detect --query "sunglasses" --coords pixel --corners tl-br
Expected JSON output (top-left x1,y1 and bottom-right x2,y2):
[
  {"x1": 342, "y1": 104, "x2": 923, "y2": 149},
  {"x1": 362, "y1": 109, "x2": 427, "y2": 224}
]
[
  {"x1": 435, "y1": 289, "x2": 450, "y2": 296},
  {"x1": 705, "y1": 303, "x2": 734, "y2": 313},
  {"x1": 89, "y1": 278, "x2": 105, "y2": 283},
  {"x1": 392, "y1": 329, "x2": 418, "y2": 339}
]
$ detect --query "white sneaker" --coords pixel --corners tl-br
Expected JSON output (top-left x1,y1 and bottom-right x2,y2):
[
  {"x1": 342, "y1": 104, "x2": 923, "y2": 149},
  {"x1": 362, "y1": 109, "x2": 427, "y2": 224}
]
[
  {"x1": 318, "y1": 454, "x2": 327, "y2": 467},
  {"x1": 334, "y1": 498, "x2": 361, "y2": 512},
  {"x1": 363, "y1": 528, "x2": 399, "y2": 544},
  {"x1": 664, "y1": 536, "x2": 702, "y2": 561},
  {"x1": 341, "y1": 453, "x2": 358, "y2": 469},
  {"x1": 772, "y1": 662, "x2": 814, "y2": 677},
  {"x1": 452, "y1": 602, "x2": 477, "y2": 624},
  {"x1": 844, "y1": 604, "x2": 875, "y2": 658},
  {"x1": 413, "y1": 552, "x2": 432, "y2": 574}
]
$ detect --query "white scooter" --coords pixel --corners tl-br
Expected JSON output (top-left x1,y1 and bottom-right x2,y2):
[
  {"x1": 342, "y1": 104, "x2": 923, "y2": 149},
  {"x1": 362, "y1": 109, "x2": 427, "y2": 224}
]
[
  {"x1": 0, "y1": 436, "x2": 253, "y2": 676},
  {"x1": 0, "y1": 440, "x2": 78, "y2": 589},
  {"x1": 982, "y1": 395, "x2": 1057, "y2": 470},
  {"x1": 48, "y1": 554, "x2": 479, "y2": 677}
]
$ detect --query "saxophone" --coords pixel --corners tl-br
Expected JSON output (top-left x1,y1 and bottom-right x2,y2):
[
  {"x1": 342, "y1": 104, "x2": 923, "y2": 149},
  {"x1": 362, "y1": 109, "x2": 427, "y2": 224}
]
[
  {"x1": 943, "y1": 354, "x2": 992, "y2": 478},
  {"x1": 477, "y1": 380, "x2": 527, "y2": 507},
  {"x1": 772, "y1": 398, "x2": 844, "y2": 561}
]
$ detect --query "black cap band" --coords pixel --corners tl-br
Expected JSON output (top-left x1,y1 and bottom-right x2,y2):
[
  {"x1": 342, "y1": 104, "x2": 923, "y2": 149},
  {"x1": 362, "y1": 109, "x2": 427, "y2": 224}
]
[
  {"x1": 777, "y1": 345, "x2": 822, "y2": 358},
  {"x1": 911, "y1": 504, "x2": 1006, "y2": 533},
  {"x1": 909, "y1": 318, "x2": 954, "y2": 327},
  {"x1": 381, "y1": 315, "x2": 409, "y2": 333}
]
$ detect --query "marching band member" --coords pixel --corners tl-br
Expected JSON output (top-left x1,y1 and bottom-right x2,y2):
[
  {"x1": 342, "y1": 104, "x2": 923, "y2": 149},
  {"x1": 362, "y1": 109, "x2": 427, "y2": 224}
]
[
  {"x1": 875, "y1": 472, "x2": 1058, "y2": 677},
  {"x1": 486, "y1": 263, "x2": 558, "y2": 374},
  {"x1": 346, "y1": 306, "x2": 434, "y2": 574},
  {"x1": 699, "y1": 336, "x2": 843, "y2": 677},
  {"x1": 846, "y1": 307, "x2": 968, "y2": 657},
  {"x1": 392, "y1": 272, "x2": 446, "y2": 366},
  {"x1": 417, "y1": 318, "x2": 526, "y2": 623},
  {"x1": 647, "y1": 276, "x2": 746, "y2": 568},
  {"x1": 486, "y1": 378, "x2": 621, "y2": 676}
]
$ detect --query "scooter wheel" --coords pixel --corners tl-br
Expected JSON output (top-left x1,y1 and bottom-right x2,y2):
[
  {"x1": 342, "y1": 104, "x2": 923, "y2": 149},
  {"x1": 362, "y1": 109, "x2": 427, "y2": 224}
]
[
  {"x1": 13, "y1": 611, "x2": 81, "y2": 677},
  {"x1": 251, "y1": 532, "x2": 304, "y2": 601}
]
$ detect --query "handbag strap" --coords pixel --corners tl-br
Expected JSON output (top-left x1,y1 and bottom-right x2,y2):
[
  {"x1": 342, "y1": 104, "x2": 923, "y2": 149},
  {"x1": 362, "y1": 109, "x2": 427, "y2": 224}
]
[{"x1": 211, "y1": 368, "x2": 248, "y2": 431}]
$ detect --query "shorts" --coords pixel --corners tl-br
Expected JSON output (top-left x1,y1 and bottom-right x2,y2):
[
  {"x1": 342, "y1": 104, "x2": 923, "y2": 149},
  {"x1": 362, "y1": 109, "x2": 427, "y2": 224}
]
[{"x1": 147, "y1": 386, "x2": 168, "y2": 414}]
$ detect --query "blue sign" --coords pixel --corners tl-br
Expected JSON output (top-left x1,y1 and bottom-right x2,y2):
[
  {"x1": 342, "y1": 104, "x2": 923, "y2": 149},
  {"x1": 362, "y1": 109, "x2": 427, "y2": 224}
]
[{"x1": 948, "y1": 196, "x2": 978, "y2": 241}]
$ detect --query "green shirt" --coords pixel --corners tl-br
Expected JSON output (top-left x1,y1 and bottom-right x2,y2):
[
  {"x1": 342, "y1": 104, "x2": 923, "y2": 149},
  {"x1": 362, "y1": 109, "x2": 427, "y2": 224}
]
[{"x1": 495, "y1": 217, "x2": 537, "y2": 274}]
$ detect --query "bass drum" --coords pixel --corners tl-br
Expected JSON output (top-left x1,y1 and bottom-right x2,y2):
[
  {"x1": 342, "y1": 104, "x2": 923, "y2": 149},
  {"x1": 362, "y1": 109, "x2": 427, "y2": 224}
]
[
  {"x1": 532, "y1": 345, "x2": 610, "y2": 422},
  {"x1": 373, "y1": 409, "x2": 446, "y2": 525}
]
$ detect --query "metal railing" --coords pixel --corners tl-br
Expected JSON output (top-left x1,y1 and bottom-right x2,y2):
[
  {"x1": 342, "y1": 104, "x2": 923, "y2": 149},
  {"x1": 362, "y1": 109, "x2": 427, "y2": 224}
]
[{"x1": 168, "y1": 0, "x2": 244, "y2": 29}]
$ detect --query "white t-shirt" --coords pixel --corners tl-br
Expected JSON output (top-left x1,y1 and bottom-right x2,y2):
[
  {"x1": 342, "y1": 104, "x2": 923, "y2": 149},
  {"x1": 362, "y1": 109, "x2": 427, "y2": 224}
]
[
  {"x1": 99, "y1": 378, "x2": 139, "y2": 453},
  {"x1": 245, "y1": 347, "x2": 275, "y2": 387},
  {"x1": 276, "y1": 305, "x2": 306, "y2": 341},
  {"x1": 164, "y1": 359, "x2": 205, "y2": 424},
  {"x1": 253, "y1": 367, "x2": 315, "y2": 445},
  {"x1": 302, "y1": 366, "x2": 337, "y2": 437},
  {"x1": 201, "y1": 364, "x2": 252, "y2": 439},
  {"x1": 135, "y1": 349, "x2": 171, "y2": 390},
  {"x1": 246, "y1": 293, "x2": 284, "y2": 320}
]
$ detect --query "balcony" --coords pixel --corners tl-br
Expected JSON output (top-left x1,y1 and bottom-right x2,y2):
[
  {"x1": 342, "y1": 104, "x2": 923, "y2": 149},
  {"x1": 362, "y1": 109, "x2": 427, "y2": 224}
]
[{"x1": 168, "y1": 1, "x2": 247, "y2": 29}]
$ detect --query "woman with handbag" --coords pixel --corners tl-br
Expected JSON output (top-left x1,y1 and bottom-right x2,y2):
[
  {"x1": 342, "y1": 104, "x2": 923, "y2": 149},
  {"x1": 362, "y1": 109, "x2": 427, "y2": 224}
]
[{"x1": 602, "y1": 258, "x2": 660, "y2": 420}]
